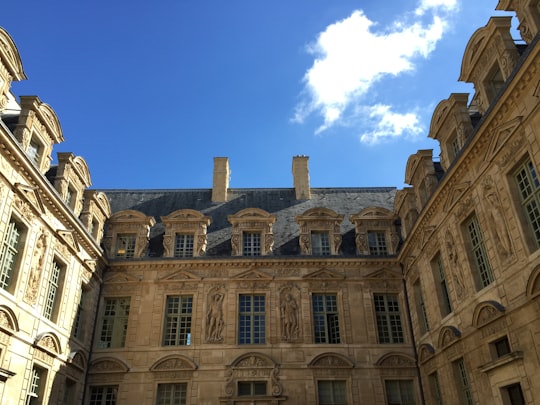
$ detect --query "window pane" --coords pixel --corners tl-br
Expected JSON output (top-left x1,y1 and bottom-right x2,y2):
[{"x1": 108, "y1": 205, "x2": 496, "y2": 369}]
[
  {"x1": 163, "y1": 296, "x2": 193, "y2": 346},
  {"x1": 466, "y1": 215, "x2": 493, "y2": 289},
  {"x1": 318, "y1": 380, "x2": 347, "y2": 405},
  {"x1": 89, "y1": 386, "x2": 118, "y2": 405},
  {"x1": 312, "y1": 294, "x2": 340, "y2": 344},
  {"x1": 238, "y1": 295, "x2": 265, "y2": 344},
  {"x1": 115, "y1": 234, "x2": 136, "y2": 258},
  {"x1": 243, "y1": 232, "x2": 261, "y2": 256},
  {"x1": 0, "y1": 219, "x2": 22, "y2": 290},
  {"x1": 368, "y1": 231, "x2": 388, "y2": 255},
  {"x1": 375, "y1": 294, "x2": 404, "y2": 344},
  {"x1": 99, "y1": 298, "x2": 130, "y2": 348},
  {"x1": 156, "y1": 383, "x2": 187, "y2": 405},
  {"x1": 174, "y1": 234, "x2": 194, "y2": 257},
  {"x1": 312, "y1": 232, "x2": 331, "y2": 255}
]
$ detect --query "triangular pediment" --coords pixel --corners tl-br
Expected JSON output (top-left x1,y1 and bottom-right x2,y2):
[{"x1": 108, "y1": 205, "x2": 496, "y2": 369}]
[
  {"x1": 420, "y1": 225, "x2": 436, "y2": 247},
  {"x1": 484, "y1": 116, "x2": 523, "y2": 163},
  {"x1": 14, "y1": 183, "x2": 45, "y2": 214},
  {"x1": 103, "y1": 272, "x2": 141, "y2": 283},
  {"x1": 56, "y1": 229, "x2": 79, "y2": 252},
  {"x1": 303, "y1": 268, "x2": 344, "y2": 280},
  {"x1": 365, "y1": 268, "x2": 401, "y2": 279},
  {"x1": 160, "y1": 269, "x2": 201, "y2": 282},
  {"x1": 233, "y1": 268, "x2": 273, "y2": 280},
  {"x1": 443, "y1": 182, "x2": 470, "y2": 212}
]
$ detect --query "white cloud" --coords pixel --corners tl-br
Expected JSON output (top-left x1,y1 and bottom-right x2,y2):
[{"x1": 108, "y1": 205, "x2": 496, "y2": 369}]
[
  {"x1": 359, "y1": 104, "x2": 424, "y2": 144},
  {"x1": 294, "y1": 0, "x2": 458, "y2": 143}
]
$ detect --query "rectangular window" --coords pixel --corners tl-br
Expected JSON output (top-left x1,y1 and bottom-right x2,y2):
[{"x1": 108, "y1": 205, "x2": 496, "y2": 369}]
[
  {"x1": 374, "y1": 294, "x2": 405, "y2": 344},
  {"x1": 163, "y1": 296, "x2": 193, "y2": 346},
  {"x1": 368, "y1": 231, "x2": 388, "y2": 255},
  {"x1": 447, "y1": 131, "x2": 461, "y2": 162},
  {"x1": 318, "y1": 380, "x2": 347, "y2": 405},
  {"x1": 62, "y1": 378, "x2": 76, "y2": 405},
  {"x1": 514, "y1": 159, "x2": 540, "y2": 247},
  {"x1": 27, "y1": 139, "x2": 41, "y2": 166},
  {"x1": 311, "y1": 231, "x2": 331, "y2": 255},
  {"x1": 312, "y1": 294, "x2": 340, "y2": 344},
  {"x1": 174, "y1": 234, "x2": 194, "y2": 258},
  {"x1": 43, "y1": 260, "x2": 63, "y2": 321},
  {"x1": 98, "y1": 298, "x2": 130, "y2": 348},
  {"x1": 115, "y1": 234, "x2": 136, "y2": 258},
  {"x1": 156, "y1": 383, "x2": 187, "y2": 405},
  {"x1": 385, "y1": 380, "x2": 416, "y2": 405},
  {"x1": 428, "y1": 373, "x2": 443, "y2": 405},
  {"x1": 501, "y1": 383, "x2": 525, "y2": 405},
  {"x1": 74, "y1": 288, "x2": 87, "y2": 339},
  {"x1": 26, "y1": 365, "x2": 47, "y2": 405},
  {"x1": 238, "y1": 381, "x2": 266, "y2": 396},
  {"x1": 431, "y1": 254, "x2": 452, "y2": 316},
  {"x1": 89, "y1": 386, "x2": 117, "y2": 405},
  {"x1": 239, "y1": 294, "x2": 265, "y2": 344},
  {"x1": 0, "y1": 218, "x2": 23, "y2": 291},
  {"x1": 243, "y1": 232, "x2": 261, "y2": 256},
  {"x1": 465, "y1": 215, "x2": 494, "y2": 289},
  {"x1": 454, "y1": 358, "x2": 474, "y2": 405},
  {"x1": 491, "y1": 335, "x2": 511, "y2": 358},
  {"x1": 413, "y1": 280, "x2": 429, "y2": 334}
]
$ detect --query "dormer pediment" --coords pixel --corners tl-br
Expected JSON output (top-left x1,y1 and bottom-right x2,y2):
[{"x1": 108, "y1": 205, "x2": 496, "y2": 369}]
[
  {"x1": 160, "y1": 269, "x2": 201, "y2": 282},
  {"x1": 14, "y1": 183, "x2": 45, "y2": 215},
  {"x1": 56, "y1": 229, "x2": 79, "y2": 253},
  {"x1": 0, "y1": 27, "x2": 27, "y2": 82},
  {"x1": 303, "y1": 268, "x2": 344, "y2": 280},
  {"x1": 234, "y1": 268, "x2": 273, "y2": 280},
  {"x1": 365, "y1": 268, "x2": 401, "y2": 279}
]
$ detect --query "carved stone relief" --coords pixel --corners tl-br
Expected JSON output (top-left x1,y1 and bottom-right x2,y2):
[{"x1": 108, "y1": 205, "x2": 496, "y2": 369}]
[
  {"x1": 483, "y1": 178, "x2": 514, "y2": 262},
  {"x1": 445, "y1": 230, "x2": 465, "y2": 299},
  {"x1": 24, "y1": 231, "x2": 47, "y2": 304},
  {"x1": 205, "y1": 287, "x2": 225, "y2": 343},
  {"x1": 279, "y1": 285, "x2": 300, "y2": 342}
]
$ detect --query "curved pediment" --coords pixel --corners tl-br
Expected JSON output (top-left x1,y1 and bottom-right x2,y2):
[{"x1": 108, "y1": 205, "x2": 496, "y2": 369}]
[
  {"x1": 37, "y1": 101, "x2": 64, "y2": 144},
  {"x1": 162, "y1": 209, "x2": 210, "y2": 221},
  {"x1": 418, "y1": 344, "x2": 435, "y2": 364},
  {"x1": 429, "y1": 98, "x2": 451, "y2": 139},
  {"x1": 472, "y1": 300, "x2": 506, "y2": 328},
  {"x1": 71, "y1": 156, "x2": 91, "y2": 187},
  {"x1": 109, "y1": 209, "x2": 155, "y2": 226},
  {"x1": 375, "y1": 352, "x2": 416, "y2": 368},
  {"x1": 459, "y1": 23, "x2": 490, "y2": 82},
  {"x1": 90, "y1": 357, "x2": 130, "y2": 373},
  {"x1": 94, "y1": 191, "x2": 112, "y2": 217},
  {"x1": 0, "y1": 305, "x2": 19, "y2": 334},
  {"x1": 350, "y1": 206, "x2": 394, "y2": 221},
  {"x1": 150, "y1": 355, "x2": 197, "y2": 371},
  {"x1": 231, "y1": 352, "x2": 276, "y2": 368},
  {"x1": 438, "y1": 326, "x2": 461, "y2": 349},
  {"x1": 0, "y1": 27, "x2": 27, "y2": 80},
  {"x1": 299, "y1": 207, "x2": 341, "y2": 219},
  {"x1": 308, "y1": 353, "x2": 354, "y2": 368},
  {"x1": 67, "y1": 351, "x2": 87, "y2": 372},
  {"x1": 527, "y1": 264, "x2": 540, "y2": 299},
  {"x1": 34, "y1": 332, "x2": 62, "y2": 356}
]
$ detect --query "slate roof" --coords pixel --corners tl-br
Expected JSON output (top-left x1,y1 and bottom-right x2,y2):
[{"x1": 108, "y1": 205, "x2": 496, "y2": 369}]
[{"x1": 102, "y1": 187, "x2": 397, "y2": 257}]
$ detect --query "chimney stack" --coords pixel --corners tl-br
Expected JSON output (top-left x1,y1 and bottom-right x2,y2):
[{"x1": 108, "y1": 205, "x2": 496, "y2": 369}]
[
  {"x1": 212, "y1": 157, "x2": 230, "y2": 202},
  {"x1": 292, "y1": 155, "x2": 311, "y2": 200}
]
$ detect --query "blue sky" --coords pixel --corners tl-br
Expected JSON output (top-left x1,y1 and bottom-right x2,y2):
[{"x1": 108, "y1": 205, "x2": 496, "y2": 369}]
[{"x1": 2, "y1": 1, "x2": 513, "y2": 189}]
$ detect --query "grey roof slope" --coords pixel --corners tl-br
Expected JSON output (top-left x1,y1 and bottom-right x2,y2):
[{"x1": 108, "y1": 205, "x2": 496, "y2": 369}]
[{"x1": 102, "y1": 187, "x2": 397, "y2": 257}]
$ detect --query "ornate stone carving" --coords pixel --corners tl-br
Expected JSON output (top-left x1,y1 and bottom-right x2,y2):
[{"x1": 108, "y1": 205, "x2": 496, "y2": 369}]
[
  {"x1": 279, "y1": 286, "x2": 299, "y2": 342},
  {"x1": 445, "y1": 229, "x2": 465, "y2": 299},
  {"x1": 483, "y1": 178, "x2": 513, "y2": 261},
  {"x1": 205, "y1": 287, "x2": 225, "y2": 343},
  {"x1": 225, "y1": 353, "x2": 282, "y2": 398},
  {"x1": 24, "y1": 232, "x2": 47, "y2": 304}
]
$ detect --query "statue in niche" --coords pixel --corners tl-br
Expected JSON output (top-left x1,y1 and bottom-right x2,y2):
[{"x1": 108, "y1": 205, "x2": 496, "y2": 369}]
[
  {"x1": 24, "y1": 233, "x2": 47, "y2": 304},
  {"x1": 485, "y1": 189, "x2": 512, "y2": 260},
  {"x1": 206, "y1": 290, "x2": 225, "y2": 343},
  {"x1": 280, "y1": 293, "x2": 299, "y2": 341},
  {"x1": 445, "y1": 230, "x2": 465, "y2": 299}
]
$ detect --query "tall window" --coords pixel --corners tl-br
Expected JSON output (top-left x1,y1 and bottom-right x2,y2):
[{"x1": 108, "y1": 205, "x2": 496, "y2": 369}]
[
  {"x1": 174, "y1": 234, "x2": 194, "y2": 258},
  {"x1": 74, "y1": 288, "x2": 87, "y2": 339},
  {"x1": 89, "y1": 386, "x2": 117, "y2": 405},
  {"x1": 368, "y1": 231, "x2": 388, "y2": 255},
  {"x1": 311, "y1": 231, "x2": 331, "y2": 255},
  {"x1": 413, "y1": 281, "x2": 429, "y2": 334},
  {"x1": 447, "y1": 131, "x2": 461, "y2": 162},
  {"x1": 239, "y1": 295, "x2": 265, "y2": 344},
  {"x1": 454, "y1": 358, "x2": 474, "y2": 405},
  {"x1": 385, "y1": 380, "x2": 416, "y2": 405},
  {"x1": 431, "y1": 254, "x2": 452, "y2": 316},
  {"x1": 62, "y1": 378, "x2": 76, "y2": 405},
  {"x1": 0, "y1": 218, "x2": 23, "y2": 291},
  {"x1": 501, "y1": 383, "x2": 525, "y2": 405},
  {"x1": 514, "y1": 159, "x2": 540, "y2": 247},
  {"x1": 429, "y1": 373, "x2": 443, "y2": 405},
  {"x1": 238, "y1": 381, "x2": 266, "y2": 397},
  {"x1": 465, "y1": 215, "x2": 494, "y2": 289},
  {"x1": 374, "y1": 294, "x2": 404, "y2": 344},
  {"x1": 242, "y1": 232, "x2": 261, "y2": 256},
  {"x1": 312, "y1": 294, "x2": 340, "y2": 344},
  {"x1": 26, "y1": 365, "x2": 47, "y2": 405},
  {"x1": 115, "y1": 234, "x2": 136, "y2": 258},
  {"x1": 156, "y1": 383, "x2": 187, "y2": 405},
  {"x1": 98, "y1": 298, "x2": 130, "y2": 348},
  {"x1": 163, "y1": 296, "x2": 193, "y2": 346},
  {"x1": 318, "y1": 380, "x2": 347, "y2": 405},
  {"x1": 43, "y1": 260, "x2": 63, "y2": 321}
]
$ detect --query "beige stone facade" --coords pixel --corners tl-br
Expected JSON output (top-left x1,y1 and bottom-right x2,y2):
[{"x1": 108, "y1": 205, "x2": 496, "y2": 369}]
[{"x1": 1, "y1": 0, "x2": 540, "y2": 404}]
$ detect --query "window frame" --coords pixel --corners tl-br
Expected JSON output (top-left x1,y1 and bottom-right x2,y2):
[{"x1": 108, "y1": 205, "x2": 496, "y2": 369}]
[
  {"x1": 162, "y1": 295, "x2": 193, "y2": 346},
  {"x1": 174, "y1": 233, "x2": 195, "y2": 258},
  {"x1": 115, "y1": 233, "x2": 136, "y2": 258},
  {"x1": 312, "y1": 293, "x2": 341, "y2": 344},
  {"x1": 0, "y1": 216, "x2": 25, "y2": 292},
  {"x1": 453, "y1": 357, "x2": 474, "y2": 405},
  {"x1": 413, "y1": 280, "x2": 429, "y2": 334},
  {"x1": 156, "y1": 382, "x2": 188, "y2": 405},
  {"x1": 242, "y1": 231, "x2": 262, "y2": 256},
  {"x1": 374, "y1": 294, "x2": 405, "y2": 344},
  {"x1": 26, "y1": 365, "x2": 48, "y2": 405},
  {"x1": 238, "y1": 294, "x2": 266, "y2": 344},
  {"x1": 311, "y1": 231, "x2": 331, "y2": 256},
  {"x1": 367, "y1": 231, "x2": 388, "y2": 255},
  {"x1": 464, "y1": 214, "x2": 494, "y2": 290},
  {"x1": 237, "y1": 381, "x2": 267, "y2": 397},
  {"x1": 317, "y1": 380, "x2": 348, "y2": 405},
  {"x1": 43, "y1": 258, "x2": 65, "y2": 321},
  {"x1": 98, "y1": 297, "x2": 131, "y2": 349},
  {"x1": 513, "y1": 158, "x2": 540, "y2": 250},
  {"x1": 89, "y1": 385, "x2": 118, "y2": 405},
  {"x1": 431, "y1": 253, "x2": 452, "y2": 317},
  {"x1": 384, "y1": 379, "x2": 416, "y2": 405}
]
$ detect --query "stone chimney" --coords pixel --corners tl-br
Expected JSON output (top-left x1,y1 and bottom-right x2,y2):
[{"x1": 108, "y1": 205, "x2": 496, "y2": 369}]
[
  {"x1": 212, "y1": 157, "x2": 230, "y2": 202},
  {"x1": 292, "y1": 155, "x2": 311, "y2": 200}
]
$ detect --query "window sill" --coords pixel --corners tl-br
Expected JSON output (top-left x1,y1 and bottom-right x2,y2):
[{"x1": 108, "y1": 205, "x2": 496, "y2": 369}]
[{"x1": 478, "y1": 351, "x2": 523, "y2": 373}]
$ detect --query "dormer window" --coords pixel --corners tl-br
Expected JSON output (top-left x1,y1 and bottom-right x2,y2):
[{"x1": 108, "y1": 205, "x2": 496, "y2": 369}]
[
  {"x1": 485, "y1": 63, "x2": 505, "y2": 101},
  {"x1": 447, "y1": 130, "x2": 461, "y2": 163},
  {"x1": 115, "y1": 234, "x2": 136, "y2": 258},
  {"x1": 174, "y1": 233, "x2": 195, "y2": 258},
  {"x1": 368, "y1": 231, "x2": 388, "y2": 255},
  {"x1": 243, "y1": 232, "x2": 261, "y2": 256},
  {"x1": 27, "y1": 138, "x2": 41, "y2": 166},
  {"x1": 228, "y1": 208, "x2": 276, "y2": 257},
  {"x1": 295, "y1": 208, "x2": 343, "y2": 256},
  {"x1": 311, "y1": 231, "x2": 331, "y2": 256}
]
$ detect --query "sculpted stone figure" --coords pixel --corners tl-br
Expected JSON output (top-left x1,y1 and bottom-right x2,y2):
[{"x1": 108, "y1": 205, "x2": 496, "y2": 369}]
[
  {"x1": 280, "y1": 293, "x2": 298, "y2": 341},
  {"x1": 485, "y1": 191, "x2": 512, "y2": 259},
  {"x1": 24, "y1": 233, "x2": 47, "y2": 304},
  {"x1": 206, "y1": 291, "x2": 224, "y2": 343}
]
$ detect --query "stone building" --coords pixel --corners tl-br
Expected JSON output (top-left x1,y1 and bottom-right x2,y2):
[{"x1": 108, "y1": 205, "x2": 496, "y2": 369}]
[{"x1": 1, "y1": 0, "x2": 540, "y2": 404}]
